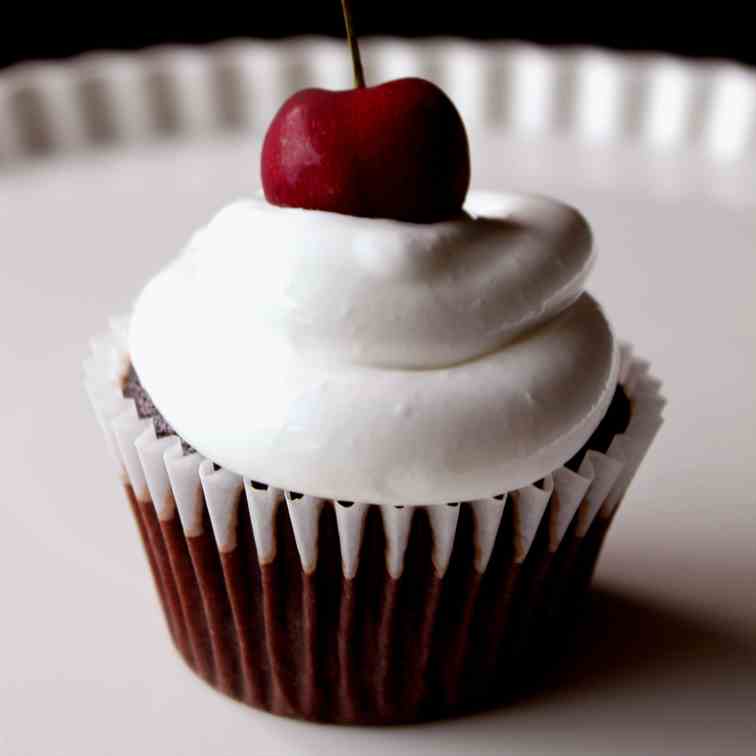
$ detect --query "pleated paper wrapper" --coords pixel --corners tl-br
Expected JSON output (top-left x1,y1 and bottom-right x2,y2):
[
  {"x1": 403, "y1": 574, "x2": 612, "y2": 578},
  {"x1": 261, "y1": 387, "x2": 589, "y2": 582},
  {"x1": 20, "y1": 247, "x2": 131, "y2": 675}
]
[{"x1": 84, "y1": 318, "x2": 664, "y2": 724}]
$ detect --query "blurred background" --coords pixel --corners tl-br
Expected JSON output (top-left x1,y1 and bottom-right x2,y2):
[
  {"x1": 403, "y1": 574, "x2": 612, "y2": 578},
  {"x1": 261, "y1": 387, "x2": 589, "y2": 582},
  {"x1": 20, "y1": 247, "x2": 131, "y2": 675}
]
[{"x1": 2, "y1": 5, "x2": 755, "y2": 69}]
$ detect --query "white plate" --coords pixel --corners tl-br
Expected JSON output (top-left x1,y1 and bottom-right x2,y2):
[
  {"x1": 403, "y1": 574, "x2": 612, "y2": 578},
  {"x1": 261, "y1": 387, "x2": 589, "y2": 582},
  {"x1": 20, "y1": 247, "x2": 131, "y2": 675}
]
[{"x1": 1, "y1": 40, "x2": 755, "y2": 756}]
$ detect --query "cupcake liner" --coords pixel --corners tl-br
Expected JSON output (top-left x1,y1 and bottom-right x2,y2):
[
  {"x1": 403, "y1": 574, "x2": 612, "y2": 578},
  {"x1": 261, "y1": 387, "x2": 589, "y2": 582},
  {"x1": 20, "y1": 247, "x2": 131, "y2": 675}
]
[{"x1": 84, "y1": 320, "x2": 663, "y2": 723}]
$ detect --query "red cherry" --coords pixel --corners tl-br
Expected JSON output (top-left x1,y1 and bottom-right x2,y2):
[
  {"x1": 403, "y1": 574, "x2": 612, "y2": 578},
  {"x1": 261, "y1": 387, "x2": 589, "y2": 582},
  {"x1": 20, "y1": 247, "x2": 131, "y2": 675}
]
[{"x1": 260, "y1": 77, "x2": 470, "y2": 224}]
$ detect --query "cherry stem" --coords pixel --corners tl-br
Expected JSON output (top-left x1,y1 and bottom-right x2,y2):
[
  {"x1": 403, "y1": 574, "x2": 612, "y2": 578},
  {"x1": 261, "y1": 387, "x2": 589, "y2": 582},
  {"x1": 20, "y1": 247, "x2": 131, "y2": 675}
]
[{"x1": 340, "y1": 0, "x2": 366, "y2": 88}]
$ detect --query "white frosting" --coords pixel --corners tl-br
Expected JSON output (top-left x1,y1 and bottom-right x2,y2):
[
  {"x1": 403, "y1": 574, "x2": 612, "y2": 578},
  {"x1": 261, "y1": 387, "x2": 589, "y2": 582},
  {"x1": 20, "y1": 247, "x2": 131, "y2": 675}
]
[{"x1": 130, "y1": 192, "x2": 618, "y2": 504}]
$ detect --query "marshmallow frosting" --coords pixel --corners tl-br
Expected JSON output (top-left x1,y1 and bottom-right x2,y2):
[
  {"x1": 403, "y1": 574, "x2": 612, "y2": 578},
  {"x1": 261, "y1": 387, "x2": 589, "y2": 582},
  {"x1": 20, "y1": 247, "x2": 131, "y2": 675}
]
[{"x1": 129, "y1": 192, "x2": 619, "y2": 504}]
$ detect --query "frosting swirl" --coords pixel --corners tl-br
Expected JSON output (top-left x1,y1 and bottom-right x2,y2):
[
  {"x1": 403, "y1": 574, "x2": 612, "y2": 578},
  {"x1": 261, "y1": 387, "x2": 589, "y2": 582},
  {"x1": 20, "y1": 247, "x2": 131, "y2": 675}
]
[{"x1": 130, "y1": 192, "x2": 618, "y2": 504}]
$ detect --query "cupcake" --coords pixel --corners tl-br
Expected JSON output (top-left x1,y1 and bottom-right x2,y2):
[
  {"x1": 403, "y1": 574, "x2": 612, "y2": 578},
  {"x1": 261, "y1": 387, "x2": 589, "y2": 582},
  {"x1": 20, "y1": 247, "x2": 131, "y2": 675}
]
[{"x1": 84, "y1": 44, "x2": 663, "y2": 724}]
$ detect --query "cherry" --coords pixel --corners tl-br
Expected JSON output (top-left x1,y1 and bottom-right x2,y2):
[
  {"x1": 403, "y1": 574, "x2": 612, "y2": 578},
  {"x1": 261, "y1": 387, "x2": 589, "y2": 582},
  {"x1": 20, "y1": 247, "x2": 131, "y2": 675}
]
[
  {"x1": 261, "y1": 79, "x2": 470, "y2": 223},
  {"x1": 260, "y1": 2, "x2": 470, "y2": 224}
]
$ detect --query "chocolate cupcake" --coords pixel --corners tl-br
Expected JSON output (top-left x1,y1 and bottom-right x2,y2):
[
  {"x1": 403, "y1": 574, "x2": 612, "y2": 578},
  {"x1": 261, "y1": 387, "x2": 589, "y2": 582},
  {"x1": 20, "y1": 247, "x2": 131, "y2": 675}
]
[{"x1": 84, "y1": 190, "x2": 663, "y2": 724}]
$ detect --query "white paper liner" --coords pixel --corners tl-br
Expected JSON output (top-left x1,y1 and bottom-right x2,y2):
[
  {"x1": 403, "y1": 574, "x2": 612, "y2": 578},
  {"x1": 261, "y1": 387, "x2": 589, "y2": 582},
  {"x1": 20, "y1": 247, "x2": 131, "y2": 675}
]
[{"x1": 84, "y1": 321, "x2": 664, "y2": 579}]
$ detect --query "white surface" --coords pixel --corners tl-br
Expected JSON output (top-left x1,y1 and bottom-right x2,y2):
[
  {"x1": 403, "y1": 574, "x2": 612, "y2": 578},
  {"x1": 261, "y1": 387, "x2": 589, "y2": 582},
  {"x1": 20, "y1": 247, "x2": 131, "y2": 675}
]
[
  {"x1": 2, "y1": 41, "x2": 756, "y2": 756},
  {"x1": 130, "y1": 193, "x2": 617, "y2": 504}
]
